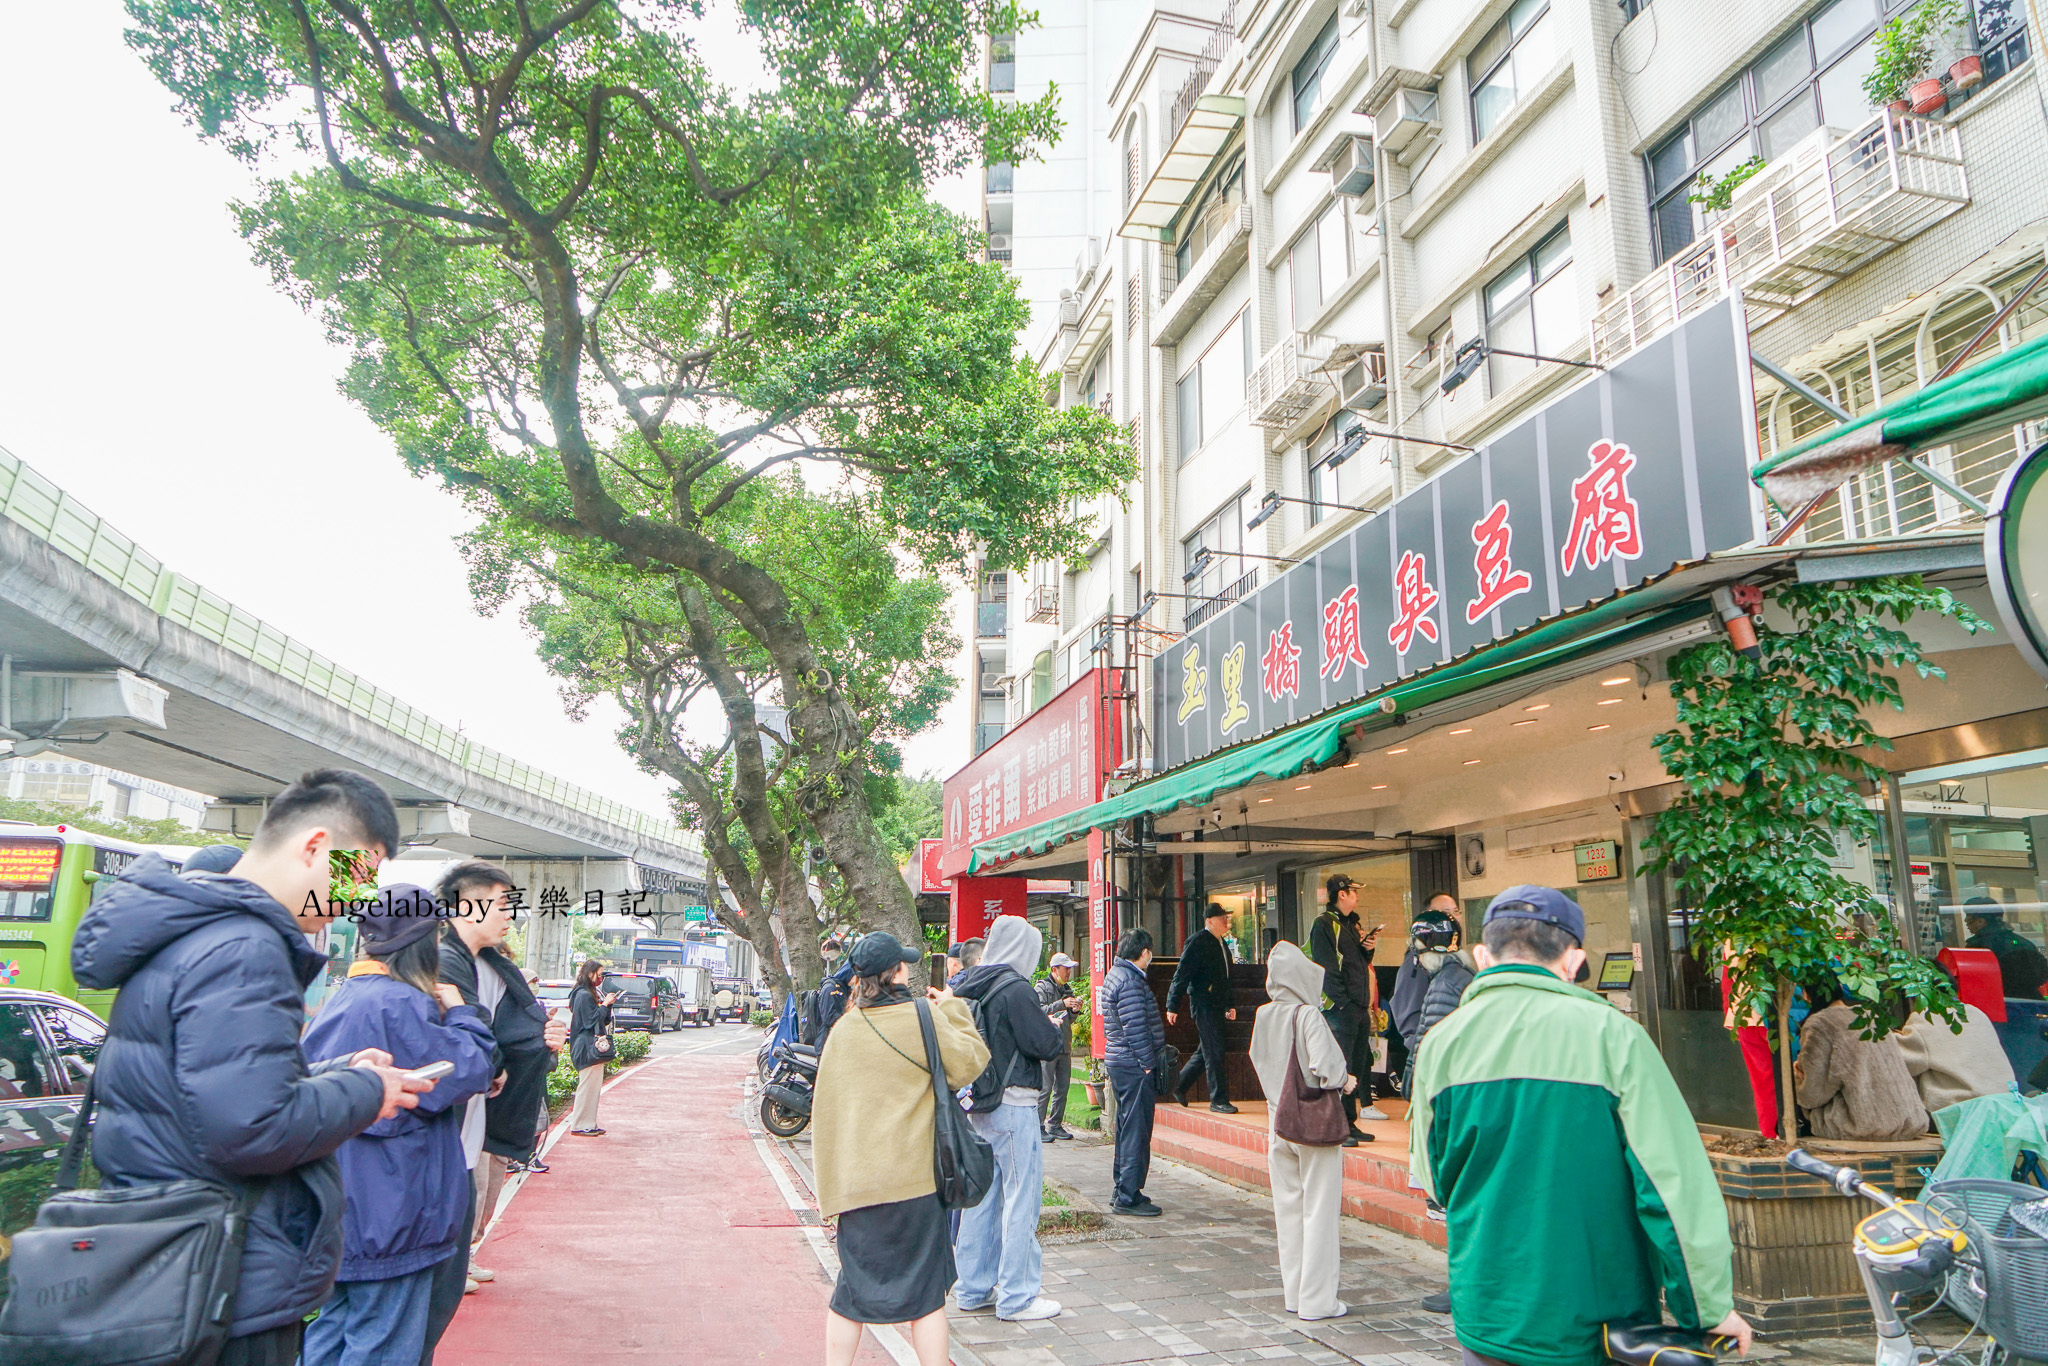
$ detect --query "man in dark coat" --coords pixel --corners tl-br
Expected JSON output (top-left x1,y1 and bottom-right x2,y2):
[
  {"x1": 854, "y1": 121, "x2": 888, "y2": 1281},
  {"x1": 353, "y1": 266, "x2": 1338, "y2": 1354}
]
[
  {"x1": 1100, "y1": 928, "x2": 1167, "y2": 1216},
  {"x1": 1166, "y1": 904, "x2": 1239, "y2": 1113},
  {"x1": 1308, "y1": 873, "x2": 1382, "y2": 1145},
  {"x1": 1964, "y1": 898, "x2": 2048, "y2": 1001},
  {"x1": 70, "y1": 769, "x2": 430, "y2": 1366}
]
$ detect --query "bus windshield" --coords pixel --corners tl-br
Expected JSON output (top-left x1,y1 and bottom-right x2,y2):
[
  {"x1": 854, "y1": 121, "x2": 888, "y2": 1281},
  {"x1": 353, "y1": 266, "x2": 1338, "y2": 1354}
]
[{"x1": 0, "y1": 840, "x2": 61, "y2": 921}]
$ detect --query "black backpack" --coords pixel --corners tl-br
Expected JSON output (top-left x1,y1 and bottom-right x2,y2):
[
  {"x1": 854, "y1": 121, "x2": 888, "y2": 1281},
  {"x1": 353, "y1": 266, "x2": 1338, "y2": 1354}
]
[
  {"x1": 798, "y1": 977, "x2": 848, "y2": 1046},
  {"x1": 964, "y1": 976, "x2": 1032, "y2": 1113}
]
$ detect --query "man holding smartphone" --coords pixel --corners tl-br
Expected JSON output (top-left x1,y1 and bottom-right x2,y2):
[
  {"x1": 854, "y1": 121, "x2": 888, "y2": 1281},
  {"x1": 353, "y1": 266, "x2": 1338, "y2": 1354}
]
[{"x1": 1308, "y1": 874, "x2": 1382, "y2": 1146}]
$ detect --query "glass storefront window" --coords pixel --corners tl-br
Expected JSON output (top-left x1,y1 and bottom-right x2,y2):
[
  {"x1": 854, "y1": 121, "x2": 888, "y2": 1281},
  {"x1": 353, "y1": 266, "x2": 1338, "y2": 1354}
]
[{"x1": 1891, "y1": 750, "x2": 2048, "y2": 1002}]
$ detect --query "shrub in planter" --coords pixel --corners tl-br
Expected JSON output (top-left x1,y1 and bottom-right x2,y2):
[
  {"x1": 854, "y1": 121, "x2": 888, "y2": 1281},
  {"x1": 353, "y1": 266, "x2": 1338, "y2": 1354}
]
[
  {"x1": 1644, "y1": 577, "x2": 1975, "y2": 1134},
  {"x1": 749, "y1": 1009, "x2": 774, "y2": 1027}
]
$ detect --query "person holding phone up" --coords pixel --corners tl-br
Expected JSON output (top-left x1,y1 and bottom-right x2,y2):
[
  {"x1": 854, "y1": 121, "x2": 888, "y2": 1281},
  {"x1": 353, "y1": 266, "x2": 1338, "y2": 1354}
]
[
  {"x1": 567, "y1": 958, "x2": 621, "y2": 1136},
  {"x1": 302, "y1": 885, "x2": 496, "y2": 1366},
  {"x1": 1308, "y1": 874, "x2": 1383, "y2": 1147}
]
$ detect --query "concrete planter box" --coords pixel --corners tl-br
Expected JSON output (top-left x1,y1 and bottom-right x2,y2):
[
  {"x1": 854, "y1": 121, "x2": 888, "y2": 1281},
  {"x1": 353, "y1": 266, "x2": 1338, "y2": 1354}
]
[{"x1": 1712, "y1": 1143, "x2": 1942, "y2": 1334}]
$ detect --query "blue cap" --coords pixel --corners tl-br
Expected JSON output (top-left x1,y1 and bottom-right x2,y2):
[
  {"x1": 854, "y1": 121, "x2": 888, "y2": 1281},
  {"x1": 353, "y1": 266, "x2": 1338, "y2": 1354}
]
[{"x1": 1483, "y1": 885, "x2": 1584, "y2": 945}]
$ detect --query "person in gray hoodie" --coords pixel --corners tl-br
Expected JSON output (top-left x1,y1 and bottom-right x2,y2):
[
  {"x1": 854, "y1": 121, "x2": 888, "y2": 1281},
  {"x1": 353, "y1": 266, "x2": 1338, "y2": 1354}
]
[
  {"x1": 949, "y1": 914, "x2": 1066, "y2": 1322},
  {"x1": 1250, "y1": 943, "x2": 1356, "y2": 1322}
]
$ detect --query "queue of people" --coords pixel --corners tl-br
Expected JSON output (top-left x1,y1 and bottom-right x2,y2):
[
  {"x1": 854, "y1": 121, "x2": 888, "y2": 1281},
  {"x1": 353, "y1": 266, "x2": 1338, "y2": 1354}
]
[{"x1": 48, "y1": 768, "x2": 579, "y2": 1365}]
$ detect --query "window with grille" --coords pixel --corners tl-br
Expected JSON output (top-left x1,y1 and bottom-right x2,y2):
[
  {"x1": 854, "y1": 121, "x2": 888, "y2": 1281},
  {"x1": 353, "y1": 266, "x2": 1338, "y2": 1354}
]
[
  {"x1": 1469, "y1": 0, "x2": 1556, "y2": 142},
  {"x1": 1125, "y1": 139, "x2": 1141, "y2": 208},
  {"x1": 1127, "y1": 276, "x2": 1141, "y2": 335},
  {"x1": 1484, "y1": 225, "x2": 1579, "y2": 392},
  {"x1": 1644, "y1": 0, "x2": 2028, "y2": 264}
]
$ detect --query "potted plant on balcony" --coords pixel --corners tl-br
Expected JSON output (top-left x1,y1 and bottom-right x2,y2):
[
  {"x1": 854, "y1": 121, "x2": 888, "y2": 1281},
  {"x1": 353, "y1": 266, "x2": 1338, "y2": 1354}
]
[
  {"x1": 1687, "y1": 156, "x2": 1766, "y2": 256},
  {"x1": 1864, "y1": 4, "x2": 1935, "y2": 114}
]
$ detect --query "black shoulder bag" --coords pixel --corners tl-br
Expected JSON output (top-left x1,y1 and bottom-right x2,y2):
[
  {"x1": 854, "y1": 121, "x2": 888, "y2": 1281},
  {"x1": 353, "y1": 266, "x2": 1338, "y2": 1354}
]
[
  {"x1": 0, "y1": 1074, "x2": 261, "y2": 1366},
  {"x1": 912, "y1": 998, "x2": 996, "y2": 1210}
]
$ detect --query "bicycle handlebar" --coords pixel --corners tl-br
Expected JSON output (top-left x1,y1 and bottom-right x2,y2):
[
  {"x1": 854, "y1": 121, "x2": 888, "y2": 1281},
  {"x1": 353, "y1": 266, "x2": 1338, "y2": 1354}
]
[{"x1": 1785, "y1": 1148, "x2": 1845, "y2": 1182}]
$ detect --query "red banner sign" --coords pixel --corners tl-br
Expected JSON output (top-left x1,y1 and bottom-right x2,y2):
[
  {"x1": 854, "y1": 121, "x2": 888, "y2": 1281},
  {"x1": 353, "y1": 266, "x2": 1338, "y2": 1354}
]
[
  {"x1": 917, "y1": 838, "x2": 947, "y2": 895},
  {"x1": 939, "y1": 668, "x2": 1120, "y2": 880}
]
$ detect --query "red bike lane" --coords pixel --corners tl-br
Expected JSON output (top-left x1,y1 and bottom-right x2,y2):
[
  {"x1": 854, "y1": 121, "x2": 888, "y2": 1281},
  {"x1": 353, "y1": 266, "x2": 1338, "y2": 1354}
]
[{"x1": 437, "y1": 1044, "x2": 891, "y2": 1364}]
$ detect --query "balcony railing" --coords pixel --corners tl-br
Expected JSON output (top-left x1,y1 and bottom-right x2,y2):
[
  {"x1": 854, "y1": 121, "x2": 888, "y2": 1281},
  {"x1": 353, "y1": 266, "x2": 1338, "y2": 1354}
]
[
  {"x1": 973, "y1": 722, "x2": 1008, "y2": 756},
  {"x1": 1026, "y1": 582, "x2": 1060, "y2": 624},
  {"x1": 975, "y1": 600, "x2": 1007, "y2": 638},
  {"x1": 1184, "y1": 568, "x2": 1258, "y2": 629},
  {"x1": 1248, "y1": 334, "x2": 1335, "y2": 430},
  {"x1": 1166, "y1": 0, "x2": 1239, "y2": 146},
  {"x1": 1593, "y1": 111, "x2": 1968, "y2": 365}
]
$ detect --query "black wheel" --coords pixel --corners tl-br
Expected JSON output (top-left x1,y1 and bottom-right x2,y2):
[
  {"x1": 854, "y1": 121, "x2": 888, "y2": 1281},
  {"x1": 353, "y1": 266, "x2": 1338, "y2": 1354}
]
[{"x1": 760, "y1": 1093, "x2": 809, "y2": 1137}]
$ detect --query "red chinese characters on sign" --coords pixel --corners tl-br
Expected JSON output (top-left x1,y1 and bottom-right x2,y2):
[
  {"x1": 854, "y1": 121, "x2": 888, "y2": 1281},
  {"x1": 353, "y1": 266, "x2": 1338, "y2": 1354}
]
[
  {"x1": 1562, "y1": 440, "x2": 1644, "y2": 575},
  {"x1": 1261, "y1": 623, "x2": 1302, "y2": 701},
  {"x1": 1320, "y1": 586, "x2": 1371, "y2": 681},
  {"x1": 1387, "y1": 550, "x2": 1441, "y2": 655},
  {"x1": 1464, "y1": 499, "x2": 1535, "y2": 624}
]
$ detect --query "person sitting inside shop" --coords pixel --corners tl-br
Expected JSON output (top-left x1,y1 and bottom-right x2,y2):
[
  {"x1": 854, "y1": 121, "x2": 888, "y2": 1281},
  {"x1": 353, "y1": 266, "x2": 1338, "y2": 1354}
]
[
  {"x1": 1891, "y1": 999, "x2": 2016, "y2": 1115},
  {"x1": 1794, "y1": 988, "x2": 1930, "y2": 1141},
  {"x1": 1963, "y1": 898, "x2": 2048, "y2": 1002}
]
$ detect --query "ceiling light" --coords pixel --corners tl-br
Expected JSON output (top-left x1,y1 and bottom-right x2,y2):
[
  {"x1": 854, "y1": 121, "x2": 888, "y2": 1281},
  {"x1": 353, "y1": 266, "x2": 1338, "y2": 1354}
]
[
  {"x1": 1370, "y1": 784, "x2": 1388, "y2": 790},
  {"x1": 1588, "y1": 723, "x2": 1610, "y2": 732},
  {"x1": 1597, "y1": 697, "x2": 1624, "y2": 706},
  {"x1": 1524, "y1": 703, "x2": 1550, "y2": 712},
  {"x1": 1342, "y1": 761, "x2": 1360, "y2": 768},
  {"x1": 1258, "y1": 796, "x2": 1274, "y2": 803},
  {"x1": 1387, "y1": 747, "x2": 1408, "y2": 754},
  {"x1": 1295, "y1": 784, "x2": 1312, "y2": 790},
  {"x1": 1601, "y1": 676, "x2": 1631, "y2": 686},
  {"x1": 1449, "y1": 727, "x2": 1473, "y2": 735},
  {"x1": 1463, "y1": 758, "x2": 1481, "y2": 765},
  {"x1": 1512, "y1": 719, "x2": 1537, "y2": 727}
]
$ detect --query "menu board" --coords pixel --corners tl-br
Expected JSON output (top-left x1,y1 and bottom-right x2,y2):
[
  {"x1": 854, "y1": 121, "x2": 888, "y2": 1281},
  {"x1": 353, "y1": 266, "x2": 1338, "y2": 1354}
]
[{"x1": 0, "y1": 841, "x2": 62, "y2": 891}]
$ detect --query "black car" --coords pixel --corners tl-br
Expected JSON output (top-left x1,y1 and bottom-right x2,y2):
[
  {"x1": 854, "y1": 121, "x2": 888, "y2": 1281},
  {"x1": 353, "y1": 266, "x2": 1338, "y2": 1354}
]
[
  {"x1": 600, "y1": 972, "x2": 684, "y2": 1033},
  {"x1": 0, "y1": 989, "x2": 104, "y2": 1295}
]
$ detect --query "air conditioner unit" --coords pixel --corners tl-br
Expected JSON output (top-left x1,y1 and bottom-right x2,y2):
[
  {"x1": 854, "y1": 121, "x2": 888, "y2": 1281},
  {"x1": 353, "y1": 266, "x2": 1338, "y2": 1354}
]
[
  {"x1": 1335, "y1": 349, "x2": 1387, "y2": 409},
  {"x1": 989, "y1": 233, "x2": 1013, "y2": 252},
  {"x1": 1374, "y1": 87, "x2": 1440, "y2": 158},
  {"x1": 979, "y1": 672, "x2": 1006, "y2": 694},
  {"x1": 1326, "y1": 134, "x2": 1375, "y2": 198}
]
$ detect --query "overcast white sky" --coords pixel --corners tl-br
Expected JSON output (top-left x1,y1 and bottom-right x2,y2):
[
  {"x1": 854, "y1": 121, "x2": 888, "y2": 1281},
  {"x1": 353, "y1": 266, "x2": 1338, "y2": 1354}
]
[{"x1": 0, "y1": 6, "x2": 977, "y2": 820}]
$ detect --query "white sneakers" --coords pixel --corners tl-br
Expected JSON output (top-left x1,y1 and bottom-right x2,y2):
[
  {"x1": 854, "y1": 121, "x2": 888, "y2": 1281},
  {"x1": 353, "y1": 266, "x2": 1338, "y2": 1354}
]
[
  {"x1": 1358, "y1": 1104, "x2": 1390, "y2": 1121},
  {"x1": 1298, "y1": 1300, "x2": 1350, "y2": 1321},
  {"x1": 469, "y1": 1264, "x2": 495, "y2": 1282},
  {"x1": 997, "y1": 1297, "x2": 1062, "y2": 1322}
]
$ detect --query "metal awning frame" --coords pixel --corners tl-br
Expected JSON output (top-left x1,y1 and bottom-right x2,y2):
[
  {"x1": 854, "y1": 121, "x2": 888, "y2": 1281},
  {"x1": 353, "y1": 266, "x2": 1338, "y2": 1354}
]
[{"x1": 1117, "y1": 95, "x2": 1245, "y2": 242}]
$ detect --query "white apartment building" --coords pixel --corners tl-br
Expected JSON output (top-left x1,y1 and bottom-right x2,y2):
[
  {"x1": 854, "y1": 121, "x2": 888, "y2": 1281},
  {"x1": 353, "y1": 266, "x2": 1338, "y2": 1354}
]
[
  {"x1": 966, "y1": 0, "x2": 2039, "y2": 771},
  {"x1": 0, "y1": 757, "x2": 209, "y2": 828}
]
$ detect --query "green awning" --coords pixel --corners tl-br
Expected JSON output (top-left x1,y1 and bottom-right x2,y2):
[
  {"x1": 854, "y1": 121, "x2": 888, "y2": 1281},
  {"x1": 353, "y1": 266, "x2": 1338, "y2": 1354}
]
[
  {"x1": 1754, "y1": 332, "x2": 2048, "y2": 508},
  {"x1": 967, "y1": 597, "x2": 1714, "y2": 873}
]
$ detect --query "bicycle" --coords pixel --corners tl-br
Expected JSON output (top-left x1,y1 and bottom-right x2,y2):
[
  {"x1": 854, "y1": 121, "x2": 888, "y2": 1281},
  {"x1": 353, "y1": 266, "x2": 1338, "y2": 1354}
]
[{"x1": 1782, "y1": 1148, "x2": 2048, "y2": 1366}]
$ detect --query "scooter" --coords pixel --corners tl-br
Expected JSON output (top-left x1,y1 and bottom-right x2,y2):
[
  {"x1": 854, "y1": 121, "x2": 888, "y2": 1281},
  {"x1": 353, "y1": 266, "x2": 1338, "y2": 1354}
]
[{"x1": 759, "y1": 1040, "x2": 819, "y2": 1138}]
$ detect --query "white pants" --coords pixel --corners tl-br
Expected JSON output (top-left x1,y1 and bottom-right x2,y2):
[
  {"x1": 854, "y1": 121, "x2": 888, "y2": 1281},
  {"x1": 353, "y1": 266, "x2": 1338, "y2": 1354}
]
[
  {"x1": 569, "y1": 1063, "x2": 604, "y2": 1130},
  {"x1": 1270, "y1": 1135, "x2": 1343, "y2": 1318}
]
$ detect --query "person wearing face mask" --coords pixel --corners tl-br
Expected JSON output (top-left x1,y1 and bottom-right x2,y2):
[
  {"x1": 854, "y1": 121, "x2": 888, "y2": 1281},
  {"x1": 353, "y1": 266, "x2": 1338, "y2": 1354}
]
[
  {"x1": 1390, "y1": 896, "x2": 1462, "y2": 1057},
  {"x1": 1408, "y1": 886, "x2": 1752, "y2": 1366}
]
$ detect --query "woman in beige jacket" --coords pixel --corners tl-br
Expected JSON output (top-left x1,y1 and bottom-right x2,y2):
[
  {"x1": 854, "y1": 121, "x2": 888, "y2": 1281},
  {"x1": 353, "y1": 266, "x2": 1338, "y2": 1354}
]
[
  {"x1": 814, "y1": 932, "x2": 990, "y2": 1366},
  {"x1": 1250, "y1": 942, "x2": 1356, "y2": 1321}
]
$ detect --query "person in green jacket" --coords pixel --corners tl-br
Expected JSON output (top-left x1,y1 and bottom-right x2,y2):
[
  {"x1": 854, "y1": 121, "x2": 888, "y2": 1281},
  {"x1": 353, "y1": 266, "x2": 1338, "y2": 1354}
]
[{"x1": 1408, "y1": 886, "x2": 1752, "y2": 1366}]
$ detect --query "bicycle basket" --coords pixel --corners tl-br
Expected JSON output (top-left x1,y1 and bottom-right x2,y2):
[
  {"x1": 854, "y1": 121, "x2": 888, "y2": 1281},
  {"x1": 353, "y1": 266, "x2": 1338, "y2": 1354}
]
[{"x1": 1925, "y1": 1178, "x2": 2048, "y2": 1357}]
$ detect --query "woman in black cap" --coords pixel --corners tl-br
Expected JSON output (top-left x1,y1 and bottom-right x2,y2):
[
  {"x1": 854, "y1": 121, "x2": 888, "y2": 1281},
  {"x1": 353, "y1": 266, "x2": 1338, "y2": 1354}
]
[
  {"x1": 813, "y1": 932, "x2": 991, "y2": 1366},
  {"x1": 301, "y1": 886, "x2": 496, "y2": 1366}
]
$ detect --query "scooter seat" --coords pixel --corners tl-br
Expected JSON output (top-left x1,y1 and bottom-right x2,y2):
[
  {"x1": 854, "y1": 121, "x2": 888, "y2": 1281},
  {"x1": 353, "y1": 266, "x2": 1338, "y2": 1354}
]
[{"x1": 1602, "y1": 1324, "x2": 1734, "y2": 1366}]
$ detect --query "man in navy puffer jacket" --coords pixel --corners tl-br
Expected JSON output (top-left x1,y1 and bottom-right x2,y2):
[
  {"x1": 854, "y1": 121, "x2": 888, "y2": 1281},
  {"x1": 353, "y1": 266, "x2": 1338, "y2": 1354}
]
[
  {"x1": 1099, "y1": 928, "x2": 1166, "y2": 1216},
  {"x1": 70, "y1": 769, "x2": 433, "y2": 1366}
]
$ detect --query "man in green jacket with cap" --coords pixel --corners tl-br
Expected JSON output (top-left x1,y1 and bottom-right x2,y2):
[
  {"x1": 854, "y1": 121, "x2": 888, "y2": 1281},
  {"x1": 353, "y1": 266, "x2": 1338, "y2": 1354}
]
[{"x1": 1409, "y1": 885, "x2": 1752, "y2": 1366}]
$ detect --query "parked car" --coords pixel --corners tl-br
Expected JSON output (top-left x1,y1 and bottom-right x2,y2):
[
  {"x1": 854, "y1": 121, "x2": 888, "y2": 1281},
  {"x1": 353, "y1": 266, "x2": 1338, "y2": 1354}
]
[
  {"x1": 0, "y1": 988, "x2": 102, "y2": 1301},
  {"x1": 601, "y1": 971, "x2": 685, "y2": 1033}
]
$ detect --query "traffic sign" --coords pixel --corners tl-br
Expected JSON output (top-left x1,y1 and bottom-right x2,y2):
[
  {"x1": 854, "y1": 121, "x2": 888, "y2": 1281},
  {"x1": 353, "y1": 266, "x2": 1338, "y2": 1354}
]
[{"x1": 683, "y1": 905, "x2": 709, "y2": 922}]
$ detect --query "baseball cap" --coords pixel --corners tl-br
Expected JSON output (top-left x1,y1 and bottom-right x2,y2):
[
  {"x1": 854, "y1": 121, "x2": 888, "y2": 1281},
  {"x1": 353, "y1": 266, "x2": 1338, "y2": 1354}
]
[
  {"x1": 1482, "y1": 885, "x2": 1585, "y2": 945},
  {"x1": 359, "y1": 884, "x2": 452, "y2": 958},
  {"x1": 1325, "y1": 873, "x2": 1357, "y2": 901},
  {"x1": 1048, "y1": 952, "x2": 1080, "y2": 969},
  {"x1": 849, "y1": 931, "x2": 922, "y2": 977}
]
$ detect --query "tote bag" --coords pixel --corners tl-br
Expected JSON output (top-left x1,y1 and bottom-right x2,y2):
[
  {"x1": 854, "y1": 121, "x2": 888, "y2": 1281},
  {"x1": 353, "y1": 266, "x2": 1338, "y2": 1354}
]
[
  {"x1": 1271, "y1": 1010, "x2": 1348, "y2": 1146},
  {"x1": 913, "y1": 998, "x2": 996, "y2": 1209}
]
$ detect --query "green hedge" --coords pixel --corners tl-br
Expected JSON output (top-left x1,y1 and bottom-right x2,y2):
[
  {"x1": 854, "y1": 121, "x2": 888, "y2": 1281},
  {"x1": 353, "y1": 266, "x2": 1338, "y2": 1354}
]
[{"x1": 544, "y1": 1031, "x2": 652, "y2": 1111}]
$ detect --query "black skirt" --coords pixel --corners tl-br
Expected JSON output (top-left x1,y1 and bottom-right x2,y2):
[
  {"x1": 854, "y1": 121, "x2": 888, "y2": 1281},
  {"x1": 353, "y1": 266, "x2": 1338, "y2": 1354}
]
[{"x1": 830, "y1": 1193, "x2": 953, "y2": 1324}]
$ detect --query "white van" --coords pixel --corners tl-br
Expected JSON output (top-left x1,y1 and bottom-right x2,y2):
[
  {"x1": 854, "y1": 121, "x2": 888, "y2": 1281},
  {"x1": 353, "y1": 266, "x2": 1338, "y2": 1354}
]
[{"x1": 671, "y1": 965, "x2": 716, "y2": 1027}]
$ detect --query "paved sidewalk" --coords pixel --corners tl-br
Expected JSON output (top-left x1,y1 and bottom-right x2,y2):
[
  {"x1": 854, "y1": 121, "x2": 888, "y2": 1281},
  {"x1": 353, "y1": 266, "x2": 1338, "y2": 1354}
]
[{"x1": 438, "y1": 1033, "x2": 891, "y2": 1365}]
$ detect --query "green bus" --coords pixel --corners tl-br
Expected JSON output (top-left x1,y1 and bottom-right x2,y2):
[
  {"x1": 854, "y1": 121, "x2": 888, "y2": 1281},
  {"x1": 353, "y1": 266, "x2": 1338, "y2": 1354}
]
[{"x1": 0, "y1": 825, "x2": 197, "y2": 1018}]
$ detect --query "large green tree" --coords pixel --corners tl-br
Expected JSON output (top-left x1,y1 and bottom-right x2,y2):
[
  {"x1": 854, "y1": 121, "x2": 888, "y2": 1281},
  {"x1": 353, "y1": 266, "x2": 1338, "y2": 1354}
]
[
  {"x1": 471, "y1": 480, "x2": 954, "y2": 980},
  {"x1": 130, "y1": 0, "x2": 1132, "y2": 944}
]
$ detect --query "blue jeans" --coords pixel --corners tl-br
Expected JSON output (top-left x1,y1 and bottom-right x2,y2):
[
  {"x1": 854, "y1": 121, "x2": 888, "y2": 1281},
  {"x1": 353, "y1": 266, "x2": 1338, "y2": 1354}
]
[
  {"x1": 1106, "y1": 1063, "x2": 1155, "y2": 1207},
  {"x1": 953, "y1": 1101, "x2": 1045, "y2": 1316},
  {"x1": 303, "y1": 1266, "x2": 437, "y2": 1366}
]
